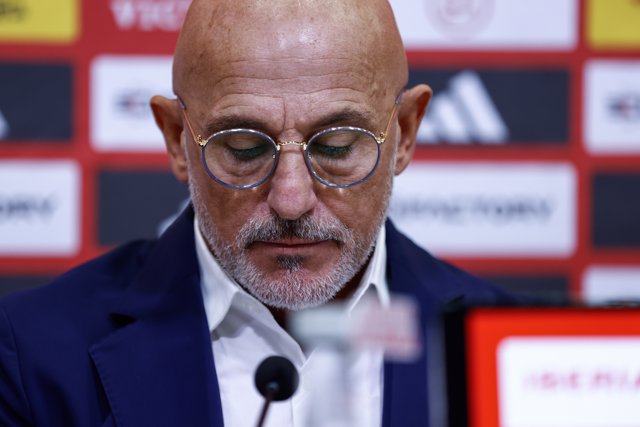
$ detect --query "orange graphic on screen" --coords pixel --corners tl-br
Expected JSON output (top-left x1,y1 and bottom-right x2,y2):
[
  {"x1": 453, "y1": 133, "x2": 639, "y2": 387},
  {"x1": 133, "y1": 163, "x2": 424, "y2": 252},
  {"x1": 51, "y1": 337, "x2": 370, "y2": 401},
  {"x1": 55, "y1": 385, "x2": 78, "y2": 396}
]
[{"x1": 465, "y1": 309, "x2": 640, "y2": 427}]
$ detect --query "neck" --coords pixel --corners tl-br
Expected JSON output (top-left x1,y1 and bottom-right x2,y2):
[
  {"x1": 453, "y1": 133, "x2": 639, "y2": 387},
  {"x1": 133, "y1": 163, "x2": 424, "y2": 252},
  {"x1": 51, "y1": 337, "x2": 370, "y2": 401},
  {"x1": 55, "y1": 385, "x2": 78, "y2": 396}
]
[{"x1": 267, "y1": 255, "x2": 370, "y2": 330}]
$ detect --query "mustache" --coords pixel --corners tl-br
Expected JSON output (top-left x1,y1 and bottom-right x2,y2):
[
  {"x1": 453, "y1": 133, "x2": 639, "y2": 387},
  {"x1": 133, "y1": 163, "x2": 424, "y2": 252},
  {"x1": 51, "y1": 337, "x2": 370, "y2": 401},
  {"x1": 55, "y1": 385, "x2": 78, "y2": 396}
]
[{"x1": 237, "y1": 213, "x2": 352, "y2": 248}]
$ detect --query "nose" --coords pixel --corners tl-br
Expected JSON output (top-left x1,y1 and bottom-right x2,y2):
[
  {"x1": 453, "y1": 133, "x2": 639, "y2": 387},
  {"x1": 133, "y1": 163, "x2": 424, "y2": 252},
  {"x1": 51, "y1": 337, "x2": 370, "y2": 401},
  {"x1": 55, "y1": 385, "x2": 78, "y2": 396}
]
[{"x1": 267, "y1": 145, "x2": 318, "y2": 220}]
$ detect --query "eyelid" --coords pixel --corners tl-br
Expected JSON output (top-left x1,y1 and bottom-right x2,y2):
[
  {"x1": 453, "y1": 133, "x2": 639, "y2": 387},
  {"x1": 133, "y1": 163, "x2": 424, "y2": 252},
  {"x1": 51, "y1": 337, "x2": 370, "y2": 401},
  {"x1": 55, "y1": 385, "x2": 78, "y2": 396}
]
[
  {"x1": 202, "y1": 118, "x2": 272, "y2": 138},
  {"x1": 205, "y1": 128, "x2": 277, "y2": 144},
  {"x1": 312, "y1": 125, "x2": 375, "y2": 136}
]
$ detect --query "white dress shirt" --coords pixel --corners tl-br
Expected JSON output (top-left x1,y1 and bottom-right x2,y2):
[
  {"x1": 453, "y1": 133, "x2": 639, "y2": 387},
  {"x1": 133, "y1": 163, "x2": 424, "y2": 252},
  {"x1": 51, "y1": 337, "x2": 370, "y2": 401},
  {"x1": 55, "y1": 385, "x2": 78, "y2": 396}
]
[{"x1": 194, "y1": 218, "x2": 390, "y2": 427}]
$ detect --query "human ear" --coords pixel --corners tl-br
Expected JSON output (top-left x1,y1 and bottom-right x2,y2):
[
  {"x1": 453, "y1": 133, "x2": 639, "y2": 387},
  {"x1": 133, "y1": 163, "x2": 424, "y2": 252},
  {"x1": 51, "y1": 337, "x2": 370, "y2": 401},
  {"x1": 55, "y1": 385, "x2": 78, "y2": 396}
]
[
  {"x1": 394, "y1": 84, "x2": 432, "y2": 175},
  {"x1": 150, "y1": 95, "x2": 189, "y2": 183}
]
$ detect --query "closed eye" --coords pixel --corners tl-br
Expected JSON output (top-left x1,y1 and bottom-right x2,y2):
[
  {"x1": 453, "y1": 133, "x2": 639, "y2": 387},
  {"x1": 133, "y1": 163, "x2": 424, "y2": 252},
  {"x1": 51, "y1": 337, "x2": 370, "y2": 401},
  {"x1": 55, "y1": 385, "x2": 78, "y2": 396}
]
[
  {"x1": 225, "y1": 143, "x2": 270, "y2": 161},
  {"x1": 309, "y1": 143, "x2": 353, "y2": 159}
]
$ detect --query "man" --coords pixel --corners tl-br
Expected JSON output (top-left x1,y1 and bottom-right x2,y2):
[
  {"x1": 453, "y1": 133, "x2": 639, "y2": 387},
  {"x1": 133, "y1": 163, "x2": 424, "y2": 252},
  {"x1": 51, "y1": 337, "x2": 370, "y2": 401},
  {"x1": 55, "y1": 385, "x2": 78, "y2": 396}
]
[{"x1": 0, "y1": 0, "x2": 514, "y2": 426}]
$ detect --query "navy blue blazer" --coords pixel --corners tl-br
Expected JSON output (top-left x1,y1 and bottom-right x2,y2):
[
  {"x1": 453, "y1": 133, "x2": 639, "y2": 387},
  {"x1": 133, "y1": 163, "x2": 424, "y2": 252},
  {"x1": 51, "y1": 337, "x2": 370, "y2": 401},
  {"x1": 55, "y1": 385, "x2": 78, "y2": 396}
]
[{"x1": 0, "y1": 207, "x2": 513, "y2": 426}]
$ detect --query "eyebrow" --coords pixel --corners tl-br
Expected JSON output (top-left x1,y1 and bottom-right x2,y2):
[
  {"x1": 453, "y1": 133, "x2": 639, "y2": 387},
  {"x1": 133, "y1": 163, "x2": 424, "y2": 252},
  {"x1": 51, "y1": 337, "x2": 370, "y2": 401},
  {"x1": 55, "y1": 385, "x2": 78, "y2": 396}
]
[
  {"x1": 199, "y1": 107, "x2": 379, "y2": 138},
  {"x1": 201, "y1": 116, "x2": 270, "y2": 137},
  {"x1": 313, "y1": 108, "x2": 377, "y2": 131}
]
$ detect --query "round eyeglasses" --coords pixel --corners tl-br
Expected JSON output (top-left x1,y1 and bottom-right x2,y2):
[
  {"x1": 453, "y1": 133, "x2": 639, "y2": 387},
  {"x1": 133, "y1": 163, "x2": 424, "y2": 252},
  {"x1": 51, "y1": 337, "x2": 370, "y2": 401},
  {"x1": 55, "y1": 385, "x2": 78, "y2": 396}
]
[{"x1": 177, "y1": 95, "x2": 401, "y2": 189}]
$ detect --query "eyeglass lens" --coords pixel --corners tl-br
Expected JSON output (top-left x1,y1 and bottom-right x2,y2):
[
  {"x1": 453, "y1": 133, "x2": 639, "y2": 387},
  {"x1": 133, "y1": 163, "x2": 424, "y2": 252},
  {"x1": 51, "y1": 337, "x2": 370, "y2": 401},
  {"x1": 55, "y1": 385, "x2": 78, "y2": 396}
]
[
  {"x1": 306, "y1": 129, "x2": 379, "y2": 187},
  {"x1": 202, "y1": 128, "x2": 379, "y2": 188},
  {"x1": 203, "y1": 130, "x2": 277, "y2": 187}
]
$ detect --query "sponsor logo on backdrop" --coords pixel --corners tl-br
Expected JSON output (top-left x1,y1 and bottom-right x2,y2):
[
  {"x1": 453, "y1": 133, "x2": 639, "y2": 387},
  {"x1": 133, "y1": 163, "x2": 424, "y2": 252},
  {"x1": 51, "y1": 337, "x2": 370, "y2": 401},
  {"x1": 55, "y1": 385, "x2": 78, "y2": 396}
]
[
  {"x1": 585, "y1": 61, "x2": 640, "y2": 153},
  {"x1": 391, "y1": 196, "x2": 552, "y2": 224},
  {"x1": 583, "y1": 266, "x2": 640, "y2": 304},
  {"x1": 116, "y1": 89, "x2": 153, "y2": 118},
  {"x1": 0, "y1": 196, "x2": 56, "y2": 222},
  {"x1": 388, "y1": 162, "x2": 576, "y2": 256},
  {"x1": 418, "y1": 71, "x2": 508, "y2": 144},
  {"x1": 413, "y1": 68, "x2": 569, "y2": 145},
  {"x1": 499, "y1": 338, "x2": 640, "y2": 427},
  {"x1": 0, "y1": 63, "x2": 72, "y2": 142},
  {"x1": 0, "y1": 0, "x2": 26, "y2": 21},
  {"x1": 588, "y1": 0, "x2": 640, "y2": 49},
  {"x1": 425, "y1": 0, "x2": 494, "y2": 39},
  {"x1": 0, "y1": 0, "x2": 77, "y2": 42},
  {"x1": 609, "y1": 93, "x2": 640, "y2": 121},
  {"x1": 110, "y1": 0, "x2": 189, "y2": 31},
  {"x1": 91, "y1": 55, "x2": 172, "y2": 151},
  {"x1": 388, "y1": 0, "x2": 576, "y2": 50},
  {"x1": 0, "y1": 161, "x2": 79, "y2": 256}
]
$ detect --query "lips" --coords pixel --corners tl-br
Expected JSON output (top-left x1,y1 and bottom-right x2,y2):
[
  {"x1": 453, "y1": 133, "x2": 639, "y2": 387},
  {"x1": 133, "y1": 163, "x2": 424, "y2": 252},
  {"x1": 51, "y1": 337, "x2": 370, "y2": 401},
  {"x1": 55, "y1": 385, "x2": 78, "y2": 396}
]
[{"x1": 249, "y1": 239, "x2": 334, "y2": 255}]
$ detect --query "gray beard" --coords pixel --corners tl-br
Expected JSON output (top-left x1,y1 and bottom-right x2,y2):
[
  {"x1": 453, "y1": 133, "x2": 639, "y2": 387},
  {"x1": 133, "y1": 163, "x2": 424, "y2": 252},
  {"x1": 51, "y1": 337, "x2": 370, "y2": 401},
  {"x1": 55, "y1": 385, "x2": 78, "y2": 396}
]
[{"x1": 188, "y1": 179, "x2": 391, "y2": 310}]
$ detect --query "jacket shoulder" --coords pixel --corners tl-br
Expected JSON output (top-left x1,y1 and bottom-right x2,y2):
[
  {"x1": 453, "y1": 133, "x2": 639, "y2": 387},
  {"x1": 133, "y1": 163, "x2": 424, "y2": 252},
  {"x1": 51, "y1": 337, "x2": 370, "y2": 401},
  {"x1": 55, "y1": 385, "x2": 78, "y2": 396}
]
[
  {"x1": 0, "y1": 239, "x2": 156, "y2": 321},
  {"x1": 385, "y1": 220, "x2": 517, "y2": 306}
]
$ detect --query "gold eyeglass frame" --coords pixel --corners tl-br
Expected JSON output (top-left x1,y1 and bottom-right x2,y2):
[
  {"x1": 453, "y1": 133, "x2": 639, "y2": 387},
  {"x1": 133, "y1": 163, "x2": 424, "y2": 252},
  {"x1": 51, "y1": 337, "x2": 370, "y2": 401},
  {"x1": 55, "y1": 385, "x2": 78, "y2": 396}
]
[{"x1": 176, "y1": 94, "x2": 402, "y2": 189}]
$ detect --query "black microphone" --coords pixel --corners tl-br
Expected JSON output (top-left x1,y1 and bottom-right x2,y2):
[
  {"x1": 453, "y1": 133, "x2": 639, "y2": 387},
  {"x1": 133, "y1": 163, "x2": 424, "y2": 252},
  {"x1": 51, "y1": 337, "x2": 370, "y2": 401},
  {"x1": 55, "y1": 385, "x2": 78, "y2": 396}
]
[{"x1": 254, "y1": 355, "x2": 299, "y2": 427}]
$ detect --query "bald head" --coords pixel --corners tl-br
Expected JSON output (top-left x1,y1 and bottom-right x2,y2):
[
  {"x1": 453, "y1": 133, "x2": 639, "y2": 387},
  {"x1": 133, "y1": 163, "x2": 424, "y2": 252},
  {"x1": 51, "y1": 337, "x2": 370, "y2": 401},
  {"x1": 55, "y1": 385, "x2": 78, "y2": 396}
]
[{"x1": 173, "y1": 0, "x2": 408, "y2": 106}]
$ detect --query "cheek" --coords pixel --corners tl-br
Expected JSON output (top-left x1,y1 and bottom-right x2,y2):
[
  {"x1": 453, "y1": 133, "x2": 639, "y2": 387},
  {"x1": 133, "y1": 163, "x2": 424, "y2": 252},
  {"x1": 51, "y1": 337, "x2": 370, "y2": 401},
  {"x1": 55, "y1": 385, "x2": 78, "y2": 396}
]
[
  {"x1": 185, "y1": 140, "x2": 267, "y2": 241},
  {"x1": 319, "y1": 177, "x2": 390, "y2": 235},
  {"x1": 315, "y1": 142, "x2": 394, "y2": 234},
  {"x1": 199, "y1": 181, "x2": 269, "y2": 240}
]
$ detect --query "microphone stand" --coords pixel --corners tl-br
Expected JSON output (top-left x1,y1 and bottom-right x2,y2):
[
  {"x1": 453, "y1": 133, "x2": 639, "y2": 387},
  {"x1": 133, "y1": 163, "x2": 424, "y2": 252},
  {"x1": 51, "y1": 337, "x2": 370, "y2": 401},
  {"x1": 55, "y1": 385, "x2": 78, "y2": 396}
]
[{"x1": 255, "y1": 382, "x2": 278, "y2": 427}]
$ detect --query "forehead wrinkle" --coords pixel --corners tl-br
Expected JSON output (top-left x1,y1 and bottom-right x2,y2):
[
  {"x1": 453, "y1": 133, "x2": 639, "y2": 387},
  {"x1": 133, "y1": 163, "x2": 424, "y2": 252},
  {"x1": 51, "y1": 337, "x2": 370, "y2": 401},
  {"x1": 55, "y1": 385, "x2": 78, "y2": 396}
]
[
  {"x1": 281, "y1": 97, "x2": 380, "y2": 138},
  {"x1": 202, "y1": 56, "x2": 380, "y2": 100},
  {"x1": 198, "y1": 94, "x2": 379, "y2": 140},
  {"x1": 199, "y1": 96, "x2": 286, "y2": 135},
  {"x1": 209, "y1": 77, "x2": 378, "y2": 103},
  {"x1": 214, "y1": 63, "x2": 375, "y2": 83},
  {"x1": 220, "y1": 55, "x2": 377, "y2": 71}
]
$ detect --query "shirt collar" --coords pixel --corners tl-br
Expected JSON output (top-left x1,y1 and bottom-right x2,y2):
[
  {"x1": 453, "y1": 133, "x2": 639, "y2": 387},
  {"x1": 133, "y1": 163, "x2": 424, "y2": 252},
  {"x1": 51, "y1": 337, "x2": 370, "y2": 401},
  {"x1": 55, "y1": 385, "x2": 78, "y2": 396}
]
[
  {"x1": 345, "y1": 223, "x2": 389, "y2": 312},
  {"x1": 194, "y1": 216, "x2": 245, "y2": 332},
  {"x1": 194, "y1": 217, "x2": 389, "y2": 333}
]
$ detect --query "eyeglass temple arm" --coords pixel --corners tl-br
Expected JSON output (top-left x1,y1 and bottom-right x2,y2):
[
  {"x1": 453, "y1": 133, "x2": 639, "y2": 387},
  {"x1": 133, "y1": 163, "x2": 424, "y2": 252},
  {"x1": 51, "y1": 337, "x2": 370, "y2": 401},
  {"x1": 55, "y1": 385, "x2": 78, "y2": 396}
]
[
  {"x1": 380, "y1": 93, "x2": 402, "y2": 142},
  {"x1": 176, "y1": 96, "x2": 206, "y2": 147}
]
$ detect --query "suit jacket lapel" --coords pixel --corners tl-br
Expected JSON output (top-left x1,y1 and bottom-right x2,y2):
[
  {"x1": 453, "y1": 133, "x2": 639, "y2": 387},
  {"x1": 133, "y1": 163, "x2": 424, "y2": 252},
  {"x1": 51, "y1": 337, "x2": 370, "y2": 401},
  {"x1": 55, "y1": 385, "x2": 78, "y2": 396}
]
[
  {"x1": 382, "y1": 220, "x2": 464, "y2": 427},
  {"x1": 87, "y1": 212, "x2": 471, "y2": 426},
  {"x1": 89, "y1": 207, "x2": 224, "y2": 427}
]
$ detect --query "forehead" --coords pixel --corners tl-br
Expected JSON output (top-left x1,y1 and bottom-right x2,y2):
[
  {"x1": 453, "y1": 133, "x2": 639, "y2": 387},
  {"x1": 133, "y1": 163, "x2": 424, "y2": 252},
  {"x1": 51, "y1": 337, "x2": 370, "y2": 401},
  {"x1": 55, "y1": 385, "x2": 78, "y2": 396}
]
[
  {"x1": 214, "y1": 56, "x2": 379, "y2": 103},
  {"x1": 186, "y1": 51, "x2": 388, "y2": 135},
  {"x1": 175, "y1": 2, "x2": 395, "y2": 119}
]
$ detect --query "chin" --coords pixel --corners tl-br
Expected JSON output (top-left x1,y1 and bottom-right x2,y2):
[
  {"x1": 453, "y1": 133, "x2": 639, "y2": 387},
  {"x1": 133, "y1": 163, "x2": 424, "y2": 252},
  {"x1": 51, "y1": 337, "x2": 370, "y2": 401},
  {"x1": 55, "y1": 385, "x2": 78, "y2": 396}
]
[{"x1": 235, "y1": 259, "x2": 352, "y2": 311}]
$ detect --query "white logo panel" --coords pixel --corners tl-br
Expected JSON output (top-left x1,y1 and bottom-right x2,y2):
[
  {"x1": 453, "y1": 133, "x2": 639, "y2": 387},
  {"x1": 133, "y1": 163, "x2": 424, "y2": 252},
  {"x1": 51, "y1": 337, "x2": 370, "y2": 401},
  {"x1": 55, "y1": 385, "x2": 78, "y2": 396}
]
[
  {"x1": 0, "y1": 160, "x2": 80, "y2": 256},
  {"x1": 584, "y1": 60, "x2": 640, "y2": 154},
  {"x1": 389, "y1": 162, "x2": 576, "y2": 256},
  {"x1": 583, "y1": 266, "x2": 640, "y2": 304},
  {"x1": 388, "y1": 0, "x2": 577, "y2": 50},
  {"x1": 91, "y1": 55, "x2": 172, "y2": 151},
  {"x1": 499, "y1": 337, "x2": 640, "y2": 427}
]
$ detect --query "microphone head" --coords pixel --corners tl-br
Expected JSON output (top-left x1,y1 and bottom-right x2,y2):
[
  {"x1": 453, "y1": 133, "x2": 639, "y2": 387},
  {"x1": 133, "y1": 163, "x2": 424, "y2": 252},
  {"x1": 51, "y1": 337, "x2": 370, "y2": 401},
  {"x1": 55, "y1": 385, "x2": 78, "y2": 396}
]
[{"x1": 254, "y1": 355, "x2": 299, "y2": 401}]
